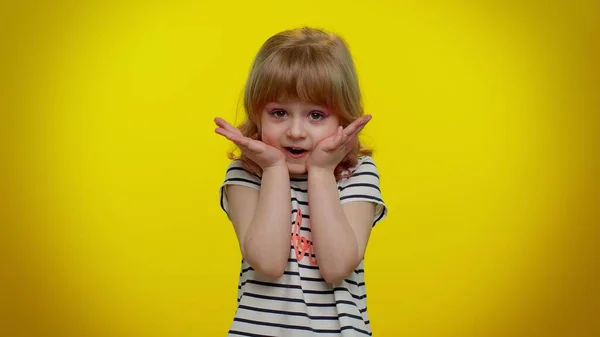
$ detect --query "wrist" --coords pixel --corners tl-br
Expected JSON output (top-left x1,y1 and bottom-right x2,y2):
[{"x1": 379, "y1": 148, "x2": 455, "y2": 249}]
[
  {"x1": 307, "y1": 166, "x2": 335, "y2": 179},
  {"x1": 262, "y1": 162, "x2": 289, "y2": 175}
]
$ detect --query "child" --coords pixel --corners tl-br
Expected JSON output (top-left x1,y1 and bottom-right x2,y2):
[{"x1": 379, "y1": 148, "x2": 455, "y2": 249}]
[{"x1": 214, "y1": 26, "x2": 387, "y2": 337}]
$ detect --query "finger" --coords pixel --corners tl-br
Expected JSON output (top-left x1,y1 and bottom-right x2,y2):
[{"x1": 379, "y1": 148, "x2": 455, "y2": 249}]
[
  {"x1": 330, "y1": 126, "x2": 344, "y2": 150},
  {"x1": 215, "y1": 127, "x2": 232, "y2": 139},
  {"x1": 214, "y1": 117, "x2": 242, "y2": 136},
  {"x1": 215, "y1": 127, "x2": 241, "y2": 142},
  {"x1": 346, "y1": 122, "x2": 367, "y2": 141},
  {"x1": 340, "y1": 122, "x2": 366, "y2": 152},
  {"x1": 342, "y1": 116, "x2": 369, "y2": 144},
  {"x1": 215, "y1": 117, "x2": 235, "y2": 132},
  {"x1": 230, "y1": 135, "x2": 252, "y2": 148},
  {"x1": 214, "y1": 117, "x2": 234, "y2": 130},
  {"x1": 216, "y1": 129, "x2": 247, "y2": 147},
  {"x1": 343, "y1": 134, "x2": 359, "y2": 152},
  {"x1": 343, "y1": 115, "x2": 371, "y2": 137},
  {"x1": 318, "y1": 127, "x2": 339, "y2": 152},
  {"x1": 340, "y1": 121, "x2": 361, "y2": 140},
  {"x1": 230, "y1": 136, "x2": 264, "y2": 154},
  {"x1": 246, "y1": 142, "x2": 265, "y2": 153},
  {"x1": 351, "y1": 115, "x2": 371, "y2": 133},
  {"x1": 228, "y1": 138, "x2": 254, "y2": 156},
  {"x1": 215, "y1": 125, "x2": 254, "y2": 146}
]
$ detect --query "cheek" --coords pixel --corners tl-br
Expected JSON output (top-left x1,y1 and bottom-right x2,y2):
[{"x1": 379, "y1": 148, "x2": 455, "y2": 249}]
[
  {"x1": 261, "y1": 130, "x2": 279, "y2": 146},
  {"x1": 314, "y1": 124, "x2": 340, "y2": 141}
]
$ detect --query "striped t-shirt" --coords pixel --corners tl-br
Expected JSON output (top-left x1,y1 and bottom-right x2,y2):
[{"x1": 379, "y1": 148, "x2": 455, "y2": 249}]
[{"x1": 219, "y1": 155, "x2": 387, "y2": 337}]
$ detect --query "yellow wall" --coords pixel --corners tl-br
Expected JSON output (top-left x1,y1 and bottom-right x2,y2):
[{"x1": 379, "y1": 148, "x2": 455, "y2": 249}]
[{"x1": 2, "y1": 1, "x2": 598, "y2": 336}]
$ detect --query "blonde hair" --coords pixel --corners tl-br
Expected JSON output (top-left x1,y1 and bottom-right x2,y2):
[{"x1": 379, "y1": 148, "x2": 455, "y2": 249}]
[{"x1": 230, "y1": 26, "x2": 372, "y2": 179}]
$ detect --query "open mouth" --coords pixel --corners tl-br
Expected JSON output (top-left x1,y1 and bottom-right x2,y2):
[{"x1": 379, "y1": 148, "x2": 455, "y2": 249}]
[{"x1": 285, "y1": 147, "x2": 307, "y2": 157}]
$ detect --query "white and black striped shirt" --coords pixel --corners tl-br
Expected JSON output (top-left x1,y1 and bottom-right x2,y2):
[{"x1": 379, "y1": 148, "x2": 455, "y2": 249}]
[{"x1": 219, "y1": 156, "x2": 387, "y2": 336}]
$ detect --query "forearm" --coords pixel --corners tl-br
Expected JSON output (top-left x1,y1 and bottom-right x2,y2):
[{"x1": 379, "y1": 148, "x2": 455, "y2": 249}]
[
  {"x1": 244, "y1": 164, "x2": 291, "y2": 278},
  {"x1": 308, "y1": 168, "x2": 359, "y2": 283}
]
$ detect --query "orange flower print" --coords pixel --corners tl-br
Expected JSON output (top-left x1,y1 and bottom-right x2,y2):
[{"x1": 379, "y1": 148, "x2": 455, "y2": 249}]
[{"x1": 291, "y1": 208, "x2": 318, "y2": 265}]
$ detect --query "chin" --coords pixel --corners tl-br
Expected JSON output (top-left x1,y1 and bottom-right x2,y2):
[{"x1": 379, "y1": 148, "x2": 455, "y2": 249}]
[{"x1": 286, "y1": 162, "x2": 307, "y2": 176}]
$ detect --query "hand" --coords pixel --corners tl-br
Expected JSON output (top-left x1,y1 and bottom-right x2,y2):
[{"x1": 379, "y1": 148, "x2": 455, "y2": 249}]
[
  {"x1": 307, "y1": 114, "x2": 372, "y2": 173},
  {"x1": 214, "y1": 117, "x2": 286, "y2": 170}
]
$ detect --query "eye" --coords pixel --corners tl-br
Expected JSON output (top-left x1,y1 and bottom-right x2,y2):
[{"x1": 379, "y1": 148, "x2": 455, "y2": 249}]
[
  {"x1": 270, "y1": 109, "x2": 287, "y2": 118},
  {"x1": 309, "y1": 111, "x2": 325, "y2": 120}
]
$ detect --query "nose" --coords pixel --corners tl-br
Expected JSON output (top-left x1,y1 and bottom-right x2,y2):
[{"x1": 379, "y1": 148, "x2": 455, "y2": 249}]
[{"x1": 287, "y1": 119, "x2": 307, "y2": 139}]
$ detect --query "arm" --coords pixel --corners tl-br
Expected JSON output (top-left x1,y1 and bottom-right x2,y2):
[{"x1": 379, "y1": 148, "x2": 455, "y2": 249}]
[
  {"x1": 226, "y1": 164, "x2": 291, "y2": 279},
  {"x1": 308, "y1": 168, "x2": 376, "y2": 284}
]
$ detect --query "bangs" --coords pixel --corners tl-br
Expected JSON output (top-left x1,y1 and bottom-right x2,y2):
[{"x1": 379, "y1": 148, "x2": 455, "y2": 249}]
[{"x1": 250, "y1": 47, "x2": 343, "y2": 112}]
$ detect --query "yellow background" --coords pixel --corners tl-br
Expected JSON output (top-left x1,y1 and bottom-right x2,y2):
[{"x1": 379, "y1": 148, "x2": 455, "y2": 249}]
[{"x1": 1, "y1": 1, "x2": 599, "y2": 336}]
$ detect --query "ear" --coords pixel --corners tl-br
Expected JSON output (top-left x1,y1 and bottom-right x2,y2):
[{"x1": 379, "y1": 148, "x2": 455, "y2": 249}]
[{"x1": 252, "y1": 121, "x2": 261, "y2": 140}]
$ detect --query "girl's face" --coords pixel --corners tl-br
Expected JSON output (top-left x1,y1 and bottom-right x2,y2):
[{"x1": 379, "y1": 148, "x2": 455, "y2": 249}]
[{"x1": 260, "y1": 98, "x2": 341, "y2": 176}]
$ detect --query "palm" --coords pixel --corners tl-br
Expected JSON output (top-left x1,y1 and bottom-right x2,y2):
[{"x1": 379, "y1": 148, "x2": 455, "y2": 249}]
[
  {"x1": 307, "y1": 115, "x2": 372, "y2": 171},
  {"x1": 214, "y1": 117, "x2": 285, "y2": 169},
  {"x1": 308, "y1": 131, "x2": 349, "y2": 171},
  {"x1": 240, "y1": 139, "x2": 285, "y2": 169}
]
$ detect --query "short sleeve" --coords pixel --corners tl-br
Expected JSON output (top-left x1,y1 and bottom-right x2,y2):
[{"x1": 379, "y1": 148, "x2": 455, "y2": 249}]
[
  {"x1": 219, "y1": 160, "x2": 262, "y2": 218},
  {"x1": 338, "y1": 156, "x2": 388, "y2": 227}
]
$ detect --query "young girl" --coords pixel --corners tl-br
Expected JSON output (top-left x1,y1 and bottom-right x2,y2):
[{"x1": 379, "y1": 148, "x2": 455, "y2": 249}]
[{"x1": 215, "y1": 26, "x2": 387, "y2": 337}]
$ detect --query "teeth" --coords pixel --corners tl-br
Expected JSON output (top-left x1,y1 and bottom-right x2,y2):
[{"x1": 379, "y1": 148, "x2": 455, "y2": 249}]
[{"x1": 286, "y1": 147, "x2": 305, "y2": 155}]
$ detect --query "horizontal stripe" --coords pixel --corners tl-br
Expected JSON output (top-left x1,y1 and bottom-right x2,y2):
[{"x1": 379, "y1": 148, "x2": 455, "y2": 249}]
[
  {"x1": 373, "y1": 207, "x2": 386, "y2": 226},
  {"x1": 344, "y1": 279, "x2": 365, "y2": 287},
  {"x1": 293, "y1": 181, "x2": 380, "y2": 193},
  {"x1": 228, "y1": 329, "x2": 274, "y2": 337},
  {"x1": 226, "y1": 166, "x2": 259, "y2": 176},
  {"x1": 237, "y1": 292, "x2": 367, "y2": 312},
  {"x1": 239, "y1": 280, "x2": 365, "y2": 300},
  {"x1": 338, "y1": 182, "x2": 381, "y2": 192},
  {"x1": 340, "y1": 325, "x2": 372, "y2": 336},
  {"x1": 291, "y1": 208, "x2": 311, "y2": 218},
  {"x1": 239, "y1": 292, "x2": 336, "y2": 307},
  {"x1": 291, "y1": 207, "x2": 310, "y2": 219},
  {"x1": 241, "y1": 258, "x2": 322, "y2": 270},
  {"x1": 291, "y1": 197, "x2": 309, "y2": 205},
  {"x1": 233, "y1": 317, "x2": 339, "y2": 333},
  {"x1": 347, "y1": 171, "x2": 379, "y2": 179},
  {"x1": 339, "y1": 194, "x2": 384, "y2": 203},
  {"x1": 291, "y1": 185, "x2": 308, "y2": 193},
  {"x1": 233, "y1": 317, "x2": 371, "y2": 335},
  {"x1": 360, "y1": 160, "x2": 375, "y2": 167},
  {"x1": 224, "y1": 177, "x2": 261, "y2": 187},
  {"x1": 238, "y1": 304, "x2": 365, "y2": 322},
  {"x1": 239, "y1": 269, "x2": 366, "y2": 288},
  {"x1": 299, "y1": 225, "x2": 311, "y2": 232},
  {"x1": 239, "y1": 262, "x2": 364, "y2": 276}
]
